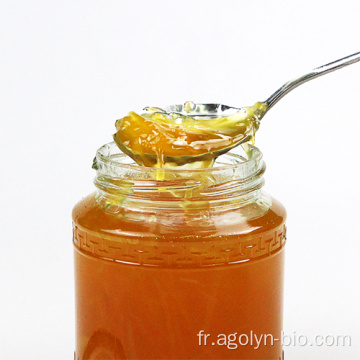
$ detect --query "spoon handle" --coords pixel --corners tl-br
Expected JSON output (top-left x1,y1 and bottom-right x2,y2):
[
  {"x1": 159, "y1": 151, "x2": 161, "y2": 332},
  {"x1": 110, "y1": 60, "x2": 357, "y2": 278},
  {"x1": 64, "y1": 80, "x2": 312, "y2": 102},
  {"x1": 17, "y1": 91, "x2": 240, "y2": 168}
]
[{"x1": 264, "y1": 51, "x2": 360, "y2": 113}]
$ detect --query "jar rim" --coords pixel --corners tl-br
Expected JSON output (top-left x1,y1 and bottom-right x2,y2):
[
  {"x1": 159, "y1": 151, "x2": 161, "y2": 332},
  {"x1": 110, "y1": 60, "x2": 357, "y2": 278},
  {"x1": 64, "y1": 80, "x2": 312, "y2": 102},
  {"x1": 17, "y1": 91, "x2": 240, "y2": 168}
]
[{"x1": 94, "y1": 142, "x2": 266, "y2": 209}]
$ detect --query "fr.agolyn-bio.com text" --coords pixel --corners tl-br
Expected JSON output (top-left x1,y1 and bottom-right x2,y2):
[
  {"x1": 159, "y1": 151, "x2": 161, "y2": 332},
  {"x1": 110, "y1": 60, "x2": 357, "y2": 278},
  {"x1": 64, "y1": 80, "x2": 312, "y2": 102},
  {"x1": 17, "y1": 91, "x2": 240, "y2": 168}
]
[{"x1": 197, "y1": 330, "x2": 351, "y2": 350}]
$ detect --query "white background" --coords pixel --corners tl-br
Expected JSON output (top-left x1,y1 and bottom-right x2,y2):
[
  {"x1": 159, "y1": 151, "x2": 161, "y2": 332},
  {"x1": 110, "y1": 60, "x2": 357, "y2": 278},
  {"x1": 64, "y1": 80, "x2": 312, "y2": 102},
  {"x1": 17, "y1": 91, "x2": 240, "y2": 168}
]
[{"x1": 1, "y1": 1, "x2": 360, "y2": 359}]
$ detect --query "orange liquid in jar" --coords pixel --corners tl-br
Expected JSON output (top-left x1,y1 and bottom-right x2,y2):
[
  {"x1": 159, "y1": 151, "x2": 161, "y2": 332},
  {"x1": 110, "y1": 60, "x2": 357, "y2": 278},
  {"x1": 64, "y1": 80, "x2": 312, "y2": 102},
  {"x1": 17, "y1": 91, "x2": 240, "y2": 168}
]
[{"x1": 73, "y1": 191, "x2": 286, "y2": 359}]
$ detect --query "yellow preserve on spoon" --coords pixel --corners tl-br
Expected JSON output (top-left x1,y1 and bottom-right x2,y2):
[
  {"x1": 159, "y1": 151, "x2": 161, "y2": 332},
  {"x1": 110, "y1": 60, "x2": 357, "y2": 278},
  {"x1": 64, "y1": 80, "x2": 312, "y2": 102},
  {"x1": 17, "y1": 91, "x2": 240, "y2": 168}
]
[
  {"x1": 113, "y1": 102, "x2": 266, "y2": 168},
  {"x1": 114, "y1": 51, "x2": 360, "y2": 168}
]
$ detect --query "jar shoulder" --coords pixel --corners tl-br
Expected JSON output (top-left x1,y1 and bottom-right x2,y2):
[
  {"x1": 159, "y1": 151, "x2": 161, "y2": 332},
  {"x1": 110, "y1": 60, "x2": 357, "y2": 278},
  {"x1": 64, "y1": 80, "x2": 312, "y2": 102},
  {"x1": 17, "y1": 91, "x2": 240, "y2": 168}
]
[{"x1": 72, "y1": 192, "x2": 286, "y2": 240}]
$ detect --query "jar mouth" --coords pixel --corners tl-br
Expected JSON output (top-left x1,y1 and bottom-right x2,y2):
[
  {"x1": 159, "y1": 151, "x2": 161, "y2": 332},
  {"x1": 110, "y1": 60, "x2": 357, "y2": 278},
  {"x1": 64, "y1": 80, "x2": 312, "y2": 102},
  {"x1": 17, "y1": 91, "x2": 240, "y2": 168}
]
[
  {"x1": 93, "y1": 142, "x2": 265, "y2": 208},
  {"x1": 95, "y1": 141, "x2": 263, "y2": 175}
]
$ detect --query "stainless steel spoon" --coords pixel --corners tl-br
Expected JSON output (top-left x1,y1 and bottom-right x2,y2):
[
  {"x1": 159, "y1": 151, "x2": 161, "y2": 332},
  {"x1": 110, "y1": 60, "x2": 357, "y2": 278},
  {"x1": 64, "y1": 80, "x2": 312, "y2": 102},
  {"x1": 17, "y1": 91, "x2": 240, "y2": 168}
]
[
  {"x1": 163, "y1": 51, "x2": 360, "y2": 120},
  {"x1": 114, "y1": 51, "x2": 360, "y2": 167}
]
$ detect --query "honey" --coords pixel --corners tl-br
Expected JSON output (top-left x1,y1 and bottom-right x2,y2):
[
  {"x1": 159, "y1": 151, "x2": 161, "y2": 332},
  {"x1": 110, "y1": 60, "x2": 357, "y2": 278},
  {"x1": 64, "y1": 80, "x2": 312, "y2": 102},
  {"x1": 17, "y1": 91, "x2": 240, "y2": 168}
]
[
  {"x1": 113, "y1": 102, "x2": 267, "y2": 168},
  {"x1": 73, "y1": 139, "x2": 286, "y2": 359},
  {"x1": 73, "y1": 51, "x2": 360, "y2": 358}
]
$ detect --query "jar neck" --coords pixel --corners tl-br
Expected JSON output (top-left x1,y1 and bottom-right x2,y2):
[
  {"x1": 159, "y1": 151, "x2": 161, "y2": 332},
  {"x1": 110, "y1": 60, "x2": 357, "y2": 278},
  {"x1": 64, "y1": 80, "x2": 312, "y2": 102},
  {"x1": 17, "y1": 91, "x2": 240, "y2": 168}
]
[{"x1": 93, "y1": 142, "x2": 266, "y2": 211}]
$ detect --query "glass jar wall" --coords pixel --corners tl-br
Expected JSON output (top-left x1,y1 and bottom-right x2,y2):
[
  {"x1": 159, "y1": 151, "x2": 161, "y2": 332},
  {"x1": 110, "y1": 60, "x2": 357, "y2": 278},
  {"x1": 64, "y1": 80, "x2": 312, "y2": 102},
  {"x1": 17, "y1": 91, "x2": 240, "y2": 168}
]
[{"x1": 73, "y1": 142, "x2": 286, "y2": 360}]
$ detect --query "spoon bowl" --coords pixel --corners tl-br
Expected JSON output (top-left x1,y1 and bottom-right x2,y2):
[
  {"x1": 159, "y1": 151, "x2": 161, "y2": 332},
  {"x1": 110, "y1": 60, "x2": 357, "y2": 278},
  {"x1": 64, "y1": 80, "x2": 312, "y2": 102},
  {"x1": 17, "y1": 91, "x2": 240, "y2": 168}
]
[{"x1": 115, "y1": 51, "x2": 360, "y2": 167}]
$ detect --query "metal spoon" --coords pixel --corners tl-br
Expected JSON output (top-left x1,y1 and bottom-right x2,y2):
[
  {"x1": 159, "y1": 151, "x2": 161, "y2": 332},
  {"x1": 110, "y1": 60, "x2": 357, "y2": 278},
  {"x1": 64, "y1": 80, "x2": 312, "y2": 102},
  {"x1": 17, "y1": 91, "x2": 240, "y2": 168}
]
[
  {"x1": 164, "y1": 50, "x2": 360, "y2": 119},
  {"x1": 115, "y1": 51, "x2": 360, "y2": 167}
]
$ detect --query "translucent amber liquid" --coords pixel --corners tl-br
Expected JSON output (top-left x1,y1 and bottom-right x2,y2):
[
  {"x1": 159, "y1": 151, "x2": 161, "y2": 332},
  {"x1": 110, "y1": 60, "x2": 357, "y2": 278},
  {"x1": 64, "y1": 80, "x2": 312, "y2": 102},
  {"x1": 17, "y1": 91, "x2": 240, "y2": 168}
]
[{"x1": 73, "y1": 194, "x2": 286, "y2": 360}]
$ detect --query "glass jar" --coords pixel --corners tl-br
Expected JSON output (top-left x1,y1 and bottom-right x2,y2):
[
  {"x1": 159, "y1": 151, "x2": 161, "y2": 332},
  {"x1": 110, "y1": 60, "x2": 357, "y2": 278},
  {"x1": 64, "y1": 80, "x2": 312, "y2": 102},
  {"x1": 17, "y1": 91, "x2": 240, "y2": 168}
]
[{"x1": 73, "y1": 142, "x2": 286, "y2": 360}]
